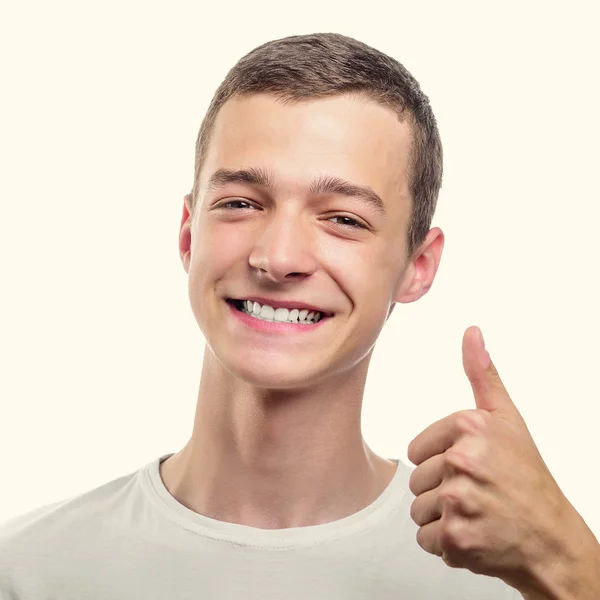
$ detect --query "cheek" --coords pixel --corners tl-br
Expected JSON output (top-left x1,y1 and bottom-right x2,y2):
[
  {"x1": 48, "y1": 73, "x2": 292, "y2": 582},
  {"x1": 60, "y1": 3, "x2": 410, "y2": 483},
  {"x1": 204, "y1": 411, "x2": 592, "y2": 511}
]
[
  {"x1": 319, "y1": 235, "x2": 374, "y2": 276},
  {"x1": 187, "y1": 223, "x2": 248, "y2": 310},
  {"x1": 326, "y1": 243, "x2": 395, "y2": 331},
  {"x1": 193, "y1": 222, "x2": 248, "y2": 272},
  {"x1": 324, "y1": 239, "x2": 393, "y2": 299}
]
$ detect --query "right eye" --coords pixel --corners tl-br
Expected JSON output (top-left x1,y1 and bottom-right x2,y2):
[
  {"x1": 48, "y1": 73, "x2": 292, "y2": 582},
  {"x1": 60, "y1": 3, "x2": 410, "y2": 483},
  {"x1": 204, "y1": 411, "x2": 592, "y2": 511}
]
[{"x1": 220, "y1": 199, "x2": 255, "y2": 209}]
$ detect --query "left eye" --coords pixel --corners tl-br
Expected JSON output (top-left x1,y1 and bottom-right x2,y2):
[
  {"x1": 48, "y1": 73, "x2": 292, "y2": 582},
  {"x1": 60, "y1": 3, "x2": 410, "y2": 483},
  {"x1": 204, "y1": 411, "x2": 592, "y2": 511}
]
[{"x1": 328, "y1": 215, "x2": 366, "y2": 229}]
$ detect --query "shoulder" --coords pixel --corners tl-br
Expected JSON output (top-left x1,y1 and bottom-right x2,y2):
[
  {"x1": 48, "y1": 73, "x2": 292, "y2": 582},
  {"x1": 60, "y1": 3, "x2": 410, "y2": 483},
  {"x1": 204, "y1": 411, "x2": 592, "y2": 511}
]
[
  {"x1": 0, "y1": 464, "x2": 142, "y2": 595},
  {"x1": 0, "y1": 500, "x2": 66, "y2": 597}
]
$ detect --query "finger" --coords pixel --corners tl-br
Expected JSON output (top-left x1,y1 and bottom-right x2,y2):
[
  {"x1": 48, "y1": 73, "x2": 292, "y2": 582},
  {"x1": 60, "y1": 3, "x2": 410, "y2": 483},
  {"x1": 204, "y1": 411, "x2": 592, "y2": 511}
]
[
  {"x1": 415, "y1": 502, "x2": 473, "y2": 560},
  {"x1": 410, "y1": 487, "x2": 442, "y2": 527},
  {"x1": 409, "y1": 453, "x2": 446, "y2": 496},
  {"x1": 408, "y1": 409, "x2": 490, "y2": 466},
  {"x1": 444, "y1": 435, "x2": 494, "y2": 486},
  {"x1": 415, "y1": 517, "x2": 442, "y2": 557},
  {"x1": 411, "y1": 472, "x2": 484, "y2": 528},
  {"x1": 407, "y1": 413, "x2": 456, "y2": 466},
  {"x1": 438, "y1": 475, "x2": 485, "y2": 519},
  {"x1": 416, "y1": 501, "x2": 480, "y2": 564}
]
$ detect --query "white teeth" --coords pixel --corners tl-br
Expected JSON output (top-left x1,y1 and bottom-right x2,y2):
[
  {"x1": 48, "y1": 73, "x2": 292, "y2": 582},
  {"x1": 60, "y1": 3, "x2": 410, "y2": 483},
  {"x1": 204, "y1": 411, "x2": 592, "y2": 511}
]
[
  {"x1": 237, "y1": 300, "x2": 325, "y2": 324},
  {"x1": 273, "y1": 308, "x2": 289, "y2": 322},
  {"x1": 260, "y1": 305, "x2": 274, "y2": 319}
]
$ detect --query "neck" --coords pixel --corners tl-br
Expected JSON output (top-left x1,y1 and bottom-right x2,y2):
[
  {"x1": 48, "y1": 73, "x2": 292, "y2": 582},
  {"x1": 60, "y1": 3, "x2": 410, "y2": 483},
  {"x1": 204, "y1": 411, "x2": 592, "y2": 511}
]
[{"x1": 159, "y1": 346, "x2": 398, "y2": 529}]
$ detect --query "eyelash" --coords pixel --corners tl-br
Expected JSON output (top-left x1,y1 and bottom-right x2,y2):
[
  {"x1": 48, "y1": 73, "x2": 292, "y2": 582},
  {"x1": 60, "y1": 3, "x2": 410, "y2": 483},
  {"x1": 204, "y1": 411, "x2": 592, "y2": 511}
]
[{"x1": 219, "y1": 200, "x2": 367, "y2": 230}]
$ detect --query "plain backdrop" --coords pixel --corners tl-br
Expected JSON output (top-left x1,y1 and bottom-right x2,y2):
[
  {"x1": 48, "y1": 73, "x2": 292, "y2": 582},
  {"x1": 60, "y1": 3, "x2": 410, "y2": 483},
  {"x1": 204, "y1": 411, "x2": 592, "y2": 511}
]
[{"x1": 1, "y1": 0, "x2": 598, "y2": 541}]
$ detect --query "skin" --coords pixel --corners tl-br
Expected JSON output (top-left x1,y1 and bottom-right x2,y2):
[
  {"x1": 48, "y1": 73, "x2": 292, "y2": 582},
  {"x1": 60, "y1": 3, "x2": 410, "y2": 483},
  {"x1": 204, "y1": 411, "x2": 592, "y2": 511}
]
[
  {"x1": 160, "y1": 92, "x2": 445, "y2": 530},
  {"x1": 407, "y1": 330, "x2": 600, "y2": 598}
]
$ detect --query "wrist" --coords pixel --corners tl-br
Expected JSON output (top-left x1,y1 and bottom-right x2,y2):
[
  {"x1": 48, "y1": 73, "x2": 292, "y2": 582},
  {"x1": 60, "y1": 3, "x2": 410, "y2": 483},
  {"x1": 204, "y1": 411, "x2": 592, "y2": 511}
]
[{"x1": 520, "y1": 505, "x2": 600, "y2": 600}]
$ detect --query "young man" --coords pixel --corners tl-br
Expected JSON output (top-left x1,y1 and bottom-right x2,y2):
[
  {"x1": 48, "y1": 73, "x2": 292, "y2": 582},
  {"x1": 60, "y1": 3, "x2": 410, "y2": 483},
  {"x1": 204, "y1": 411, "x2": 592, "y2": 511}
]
[{"x1": 2, "y1": 32, "x2": 598, "y2": 600}]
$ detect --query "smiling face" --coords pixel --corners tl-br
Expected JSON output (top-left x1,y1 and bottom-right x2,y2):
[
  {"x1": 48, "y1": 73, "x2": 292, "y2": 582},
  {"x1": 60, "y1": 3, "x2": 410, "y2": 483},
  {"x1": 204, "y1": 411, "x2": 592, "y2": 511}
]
[{"x1": 179, "y1": 93, "x2": 443, "y2": 389}]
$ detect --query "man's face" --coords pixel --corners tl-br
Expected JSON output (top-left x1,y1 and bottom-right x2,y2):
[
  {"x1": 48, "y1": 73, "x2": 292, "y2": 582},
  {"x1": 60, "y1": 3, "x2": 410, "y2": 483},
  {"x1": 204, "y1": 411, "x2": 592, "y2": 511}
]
[{"x1": 180, "y1": 93, "x2": 438, "y2": 389}]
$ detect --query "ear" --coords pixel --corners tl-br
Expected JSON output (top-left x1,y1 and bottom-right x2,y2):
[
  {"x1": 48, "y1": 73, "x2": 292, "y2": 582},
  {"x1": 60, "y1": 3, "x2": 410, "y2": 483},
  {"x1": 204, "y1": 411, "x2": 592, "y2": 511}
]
[
  {"x1": 180, "y1": 193, "x2": 192, "y2": 227},
  {"x1": 392, "y1": 227, "x2": 445, "y2": 305},
  {"x1": 179, "y1": 193, "x2": 193, "y2": 273}
]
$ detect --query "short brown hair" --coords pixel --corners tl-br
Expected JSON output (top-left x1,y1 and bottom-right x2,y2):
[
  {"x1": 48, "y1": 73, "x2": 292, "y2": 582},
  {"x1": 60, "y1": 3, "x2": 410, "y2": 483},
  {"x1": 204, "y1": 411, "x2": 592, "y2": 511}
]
[{"x1": 190, "y1": 32, "x2": 443, "y2": 260}]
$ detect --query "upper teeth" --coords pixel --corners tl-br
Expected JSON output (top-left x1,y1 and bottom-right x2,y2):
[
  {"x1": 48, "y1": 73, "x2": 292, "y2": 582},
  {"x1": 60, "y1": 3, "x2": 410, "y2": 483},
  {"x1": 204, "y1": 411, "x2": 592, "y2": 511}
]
[{"x1": 242, "y1": 300, "x2": 323, "y2": 324}]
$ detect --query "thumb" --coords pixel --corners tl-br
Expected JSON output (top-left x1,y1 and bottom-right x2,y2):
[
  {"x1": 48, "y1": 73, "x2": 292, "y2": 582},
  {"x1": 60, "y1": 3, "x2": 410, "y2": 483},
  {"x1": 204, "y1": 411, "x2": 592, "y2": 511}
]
[{"x1": 463, "y1": 326, "x2": 523, "y2": 423}]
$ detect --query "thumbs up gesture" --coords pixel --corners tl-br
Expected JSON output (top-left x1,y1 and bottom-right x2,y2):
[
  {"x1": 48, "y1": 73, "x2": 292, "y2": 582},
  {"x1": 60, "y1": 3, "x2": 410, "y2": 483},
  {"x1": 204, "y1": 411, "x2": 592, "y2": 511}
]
[{"x1": 407, "y1": 326, "x2": 600, "y2": 597}]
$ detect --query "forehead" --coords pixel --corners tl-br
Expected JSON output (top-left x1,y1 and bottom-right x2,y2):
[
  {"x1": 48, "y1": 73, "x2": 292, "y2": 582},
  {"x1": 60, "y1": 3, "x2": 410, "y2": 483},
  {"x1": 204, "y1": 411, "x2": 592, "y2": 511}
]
[{"x1": 200, "y1": 93, "x2": 412, "y2": 207}]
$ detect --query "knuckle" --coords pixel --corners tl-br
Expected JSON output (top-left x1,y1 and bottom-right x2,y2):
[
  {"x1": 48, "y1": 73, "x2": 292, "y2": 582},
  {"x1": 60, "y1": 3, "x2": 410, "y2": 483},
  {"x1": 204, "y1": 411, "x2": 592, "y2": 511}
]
[
  {"x1": 438, "y1": 482, "x2": 462, "y2": 504},
  {"x1": 456, "y1": 410, "x2": 487, "y2": 434},
  {"x1": 441, "y1": 519, "x2": 470, "y2": 551},
  {"x1": 444, "y1": 448, "x2": 469, "y2": 472}
]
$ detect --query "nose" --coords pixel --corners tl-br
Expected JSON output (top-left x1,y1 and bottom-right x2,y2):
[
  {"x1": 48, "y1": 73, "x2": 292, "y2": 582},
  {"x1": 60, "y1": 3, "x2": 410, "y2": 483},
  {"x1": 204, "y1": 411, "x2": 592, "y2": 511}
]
[{"x1": 248, "y1": 210, "x2": 317, "y2": 283}]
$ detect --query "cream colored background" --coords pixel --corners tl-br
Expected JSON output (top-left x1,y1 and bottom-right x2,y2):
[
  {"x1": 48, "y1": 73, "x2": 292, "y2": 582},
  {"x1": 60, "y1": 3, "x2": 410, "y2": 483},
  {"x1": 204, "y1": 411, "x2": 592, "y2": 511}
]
[{"x1": 1, "y1": 0, "x2": 598, "y2": 541}]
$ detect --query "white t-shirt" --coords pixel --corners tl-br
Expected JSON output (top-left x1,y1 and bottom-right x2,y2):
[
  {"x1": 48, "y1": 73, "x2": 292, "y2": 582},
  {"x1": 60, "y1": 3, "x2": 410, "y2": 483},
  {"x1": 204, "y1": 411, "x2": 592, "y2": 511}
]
[{"x1": 0, "y1": 453, "x2": 519, "y2": 599}]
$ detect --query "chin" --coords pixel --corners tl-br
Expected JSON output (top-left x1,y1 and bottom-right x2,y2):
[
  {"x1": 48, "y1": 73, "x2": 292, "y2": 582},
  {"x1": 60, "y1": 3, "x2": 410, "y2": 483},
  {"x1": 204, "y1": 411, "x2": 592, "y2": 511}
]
[{"x1": 221, "y1": 353, "x2": 329, "y2": 391}]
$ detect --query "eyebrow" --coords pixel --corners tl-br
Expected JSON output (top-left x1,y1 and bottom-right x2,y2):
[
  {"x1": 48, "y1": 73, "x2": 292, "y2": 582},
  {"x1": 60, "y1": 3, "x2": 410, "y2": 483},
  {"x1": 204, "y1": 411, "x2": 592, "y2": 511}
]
[{"x1": 206, "y1": 167, "x2": 387, "y2": 217}]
